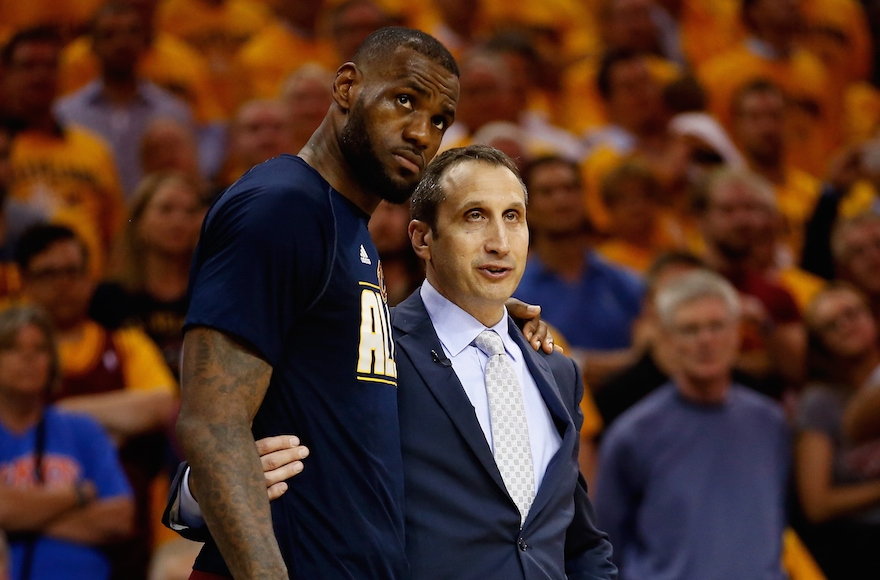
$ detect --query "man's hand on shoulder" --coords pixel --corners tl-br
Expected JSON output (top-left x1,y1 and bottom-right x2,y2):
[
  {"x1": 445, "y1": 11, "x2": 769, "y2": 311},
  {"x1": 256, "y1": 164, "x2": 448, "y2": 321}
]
[{"x1": 505, "y1": 298, "x2": 561, "y2": 354}]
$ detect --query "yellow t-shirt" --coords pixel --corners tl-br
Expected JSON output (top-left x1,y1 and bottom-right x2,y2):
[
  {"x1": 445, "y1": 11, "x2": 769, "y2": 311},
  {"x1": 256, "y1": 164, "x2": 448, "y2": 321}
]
[
  {"x1": 60, "y1": 33, "x2": 225, "y2": 124},
  {"x1": 233, "y1": 22, "x2": 337, "y2": 104},
  {"x1": 9, "y1": 126, "x2": 124, "y2": 273},
  {"x1": 598, "y1": 241, "x2": 657, "y2": 275},
  {"x1": 157, "y1": 0, "x2": 272, "y2": 118},
  {"x1": 839, "y1": 180, "x2": 880, "y2": 219},
  {"x1": 679, "y1": 0, "x2": 744, "y2": 69},
  {"x1": 800, "y1": 0, "x2": 872, "y2": 84},
  {"x1": 782, "y1": 527, "x2": 827, "y2": 580},
  {"x1": 0, "y1": 0, "x2": 104, "y2": 40},
  {"x1": 0, "y1": 262, "x2": 21, "y2": 303},
  {"x1": 560, "y1": 55, "x2": 681, "y2": 136},
  {"x1": 580, "y1": 389, "x2": 603, "y2": 441},
  {"x1": 776, "y1": 267, "x2": 826, "y2": 314},
  {"x1": 699, "y1": 44, "x2": 841, "y2": 177},
  {"x1": 580, "y1": 144, "x2": 624, "y2": 232},
  {"x1": 483, "y1": 0, "x2": 600, "y2": 63},
  {"x1": 598, "y1": 214, "x2": 688, "y2": 274},
  {"x1": 59, "y1": 320, "x2": 177, "y2": 395},
  {"x1": 844, "y1": 82, "x2": 880, "y2": 145},
  {"x1": 774, "y1": 167, "x2": 821, "y2": 261}
]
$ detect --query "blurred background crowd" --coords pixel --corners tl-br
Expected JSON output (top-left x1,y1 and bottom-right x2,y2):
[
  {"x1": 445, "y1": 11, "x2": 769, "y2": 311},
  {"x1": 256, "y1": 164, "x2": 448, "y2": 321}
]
[{"x1": 0, "y1": 0, "x2": 879, "y2": 578}]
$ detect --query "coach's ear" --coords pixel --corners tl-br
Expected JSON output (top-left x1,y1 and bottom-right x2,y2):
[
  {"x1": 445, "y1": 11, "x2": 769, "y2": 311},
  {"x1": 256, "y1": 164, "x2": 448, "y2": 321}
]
[
  {"x1": 332, "y1": 62, "x2": 359, "y2": 113},
  {"x1": 408, "y1": 219, "x2": 432, "y2": 262}
]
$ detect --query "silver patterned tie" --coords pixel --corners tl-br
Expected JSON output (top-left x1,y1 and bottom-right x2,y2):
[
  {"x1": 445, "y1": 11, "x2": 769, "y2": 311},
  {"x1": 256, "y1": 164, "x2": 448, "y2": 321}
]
[{"x1": 474, "y1": 329, "x2": 536, "y2": 525}]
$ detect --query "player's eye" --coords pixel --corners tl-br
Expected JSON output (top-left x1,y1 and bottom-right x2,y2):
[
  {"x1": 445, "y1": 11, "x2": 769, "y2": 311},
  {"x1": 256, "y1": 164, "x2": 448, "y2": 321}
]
[
  {"x1": 397, "y1": 95, "x2": 413, "y2": 109},
  {"x1": 432, "y1": 116, "x2": 446, "y2": 130}
]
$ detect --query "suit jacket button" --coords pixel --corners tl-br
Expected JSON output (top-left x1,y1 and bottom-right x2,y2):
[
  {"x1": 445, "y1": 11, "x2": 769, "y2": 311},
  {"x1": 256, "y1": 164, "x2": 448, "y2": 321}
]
[{"x1": 518, "y1": 538, "x2": 528, "y2": 552}]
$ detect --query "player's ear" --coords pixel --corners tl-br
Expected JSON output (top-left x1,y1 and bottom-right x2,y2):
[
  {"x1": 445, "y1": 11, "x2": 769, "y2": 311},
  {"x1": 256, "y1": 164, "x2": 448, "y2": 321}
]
[
  {"x1": 409, "y1": 219, "x2": 432, "y2": 262},
  {"x1": 332, "y1": 63, "x2": 359, "y2": 113}
]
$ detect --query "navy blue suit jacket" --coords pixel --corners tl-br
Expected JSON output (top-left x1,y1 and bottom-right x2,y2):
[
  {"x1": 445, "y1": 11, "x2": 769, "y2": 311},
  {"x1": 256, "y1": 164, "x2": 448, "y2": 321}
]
[{"x1": 392, "y1": 291, "x2": 616, "y2": 580}]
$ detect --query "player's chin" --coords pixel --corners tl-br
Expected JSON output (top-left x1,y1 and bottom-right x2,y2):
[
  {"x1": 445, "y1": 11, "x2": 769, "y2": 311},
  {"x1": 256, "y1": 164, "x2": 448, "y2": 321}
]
[{"x1": 380, "y1": 174, "x2": 419, "y2": 204}]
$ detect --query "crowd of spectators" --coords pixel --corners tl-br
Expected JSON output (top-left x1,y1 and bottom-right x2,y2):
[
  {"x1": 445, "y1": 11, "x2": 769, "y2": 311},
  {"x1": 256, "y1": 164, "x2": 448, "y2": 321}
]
[{"x1": 0, "y1": 0, "x2": 879, "y2": 578}]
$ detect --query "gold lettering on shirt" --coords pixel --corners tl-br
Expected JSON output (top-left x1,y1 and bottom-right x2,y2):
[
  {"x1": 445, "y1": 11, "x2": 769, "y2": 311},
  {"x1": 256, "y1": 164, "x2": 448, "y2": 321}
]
[{"x1": 356, "y1": 284, "x2": 397, "y2": 385}]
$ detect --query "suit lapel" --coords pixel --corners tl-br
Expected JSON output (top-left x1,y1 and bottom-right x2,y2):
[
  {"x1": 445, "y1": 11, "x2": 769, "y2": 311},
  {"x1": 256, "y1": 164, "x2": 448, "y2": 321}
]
[
  {"x1": 393, "y1": 294, "x2": 509, "y2": 496},
  {"x1": 509, "y1": 321, "x2": 578, "y2": 525},
  {"x1": 509, "y1": 320, "x2": 571, "y2": 433}
]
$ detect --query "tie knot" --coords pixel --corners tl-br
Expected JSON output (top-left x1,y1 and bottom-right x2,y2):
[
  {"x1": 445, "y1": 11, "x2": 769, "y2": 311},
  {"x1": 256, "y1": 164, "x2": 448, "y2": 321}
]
[{"x1": 474, "y1": 329, "x2": 505, "y2": 357}]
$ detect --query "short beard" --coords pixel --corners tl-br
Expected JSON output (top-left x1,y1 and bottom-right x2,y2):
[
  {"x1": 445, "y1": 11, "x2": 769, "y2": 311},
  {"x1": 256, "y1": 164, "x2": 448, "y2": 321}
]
[{"x1": 339, "y1": 98, "x2": 414, "y2": 204}]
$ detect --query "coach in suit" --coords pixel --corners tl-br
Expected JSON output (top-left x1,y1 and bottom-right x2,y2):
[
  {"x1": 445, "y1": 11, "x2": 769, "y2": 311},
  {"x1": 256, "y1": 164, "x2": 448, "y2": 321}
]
[
  {"x1": 166, "y1": 145, "x2": 615, "y2": 579},
  {"x1": 394, "y1": 145, "x2": 615, "y2": 579}
]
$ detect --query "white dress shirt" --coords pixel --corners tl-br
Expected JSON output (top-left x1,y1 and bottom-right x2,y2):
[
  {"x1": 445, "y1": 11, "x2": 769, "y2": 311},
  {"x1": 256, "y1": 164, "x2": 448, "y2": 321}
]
[{"x1": 420, "y1": 280, "x2": 562, "y2": 491}]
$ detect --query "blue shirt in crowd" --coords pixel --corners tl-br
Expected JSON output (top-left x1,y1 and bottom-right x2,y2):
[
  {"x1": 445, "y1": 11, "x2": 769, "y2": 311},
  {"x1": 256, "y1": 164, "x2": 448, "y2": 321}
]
[
  {"x1": 595, "y1": 383, "x2": 790, "y2": 580},
  {"x1": 514, "y1": 250, "x2": 644, "y2": 351},
  {"x1": 1, "y1": 408, "x2": 132, "y2": 580}
]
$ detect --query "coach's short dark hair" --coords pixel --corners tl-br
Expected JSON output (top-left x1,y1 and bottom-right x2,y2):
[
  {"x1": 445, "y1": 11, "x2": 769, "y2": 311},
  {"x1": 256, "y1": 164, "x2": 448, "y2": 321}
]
[
  {"x1": 15, "y1": 224, "x2": 88, "y2": 271},
  {"x1": 353, "y1": 26, "x2": 459, "y2": 77},
  {"x1": 411, "y1": 145, "x2": 525, "y2": 233},
  {"x1": 1, "y1": 26, "x2": 62, "y2": 67}
]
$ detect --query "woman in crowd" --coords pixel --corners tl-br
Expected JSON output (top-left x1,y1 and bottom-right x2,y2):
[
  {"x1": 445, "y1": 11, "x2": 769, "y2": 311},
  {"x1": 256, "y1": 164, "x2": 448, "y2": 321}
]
[
  {"x1": 0, "y1": 306, "x2": 133, "y2": 580},
  {"x1": 795, "y1": 283, "x2": 880, "y2": 579},
  {"x1": 91, "y1": 172, "x2": 206, "y2": 380}
]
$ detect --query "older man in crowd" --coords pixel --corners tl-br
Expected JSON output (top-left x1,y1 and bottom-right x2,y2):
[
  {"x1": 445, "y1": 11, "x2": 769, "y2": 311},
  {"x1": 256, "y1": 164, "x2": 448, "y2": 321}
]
[{"x1": 595, "y1": 269, "x2": 790, "y2": 580}]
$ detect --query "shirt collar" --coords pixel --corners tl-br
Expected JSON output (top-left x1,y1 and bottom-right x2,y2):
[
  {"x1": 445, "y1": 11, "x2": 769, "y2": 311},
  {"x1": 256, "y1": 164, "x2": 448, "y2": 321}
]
[
  {"x1": 86, "y1": 79, "x2": 152, "y2": 105},
  {"x1": 420, "y1": 279, "x2": 518, "y2": 361}
]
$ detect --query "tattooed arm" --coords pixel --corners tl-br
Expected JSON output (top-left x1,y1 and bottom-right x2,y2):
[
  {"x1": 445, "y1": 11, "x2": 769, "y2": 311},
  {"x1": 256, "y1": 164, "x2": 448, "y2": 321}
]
[{"x1": 175, "y1": 327, "x2": 288, "y2": 579}]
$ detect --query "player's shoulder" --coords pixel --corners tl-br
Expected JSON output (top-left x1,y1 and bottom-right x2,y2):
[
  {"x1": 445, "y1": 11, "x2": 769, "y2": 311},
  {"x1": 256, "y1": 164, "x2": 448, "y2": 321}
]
[
  {"x1": 233, "y1": 154, "x2": 328, "y2": 198},
  {"x1": 211, "y1": 155, "x2": 332, "y2": 223}
]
